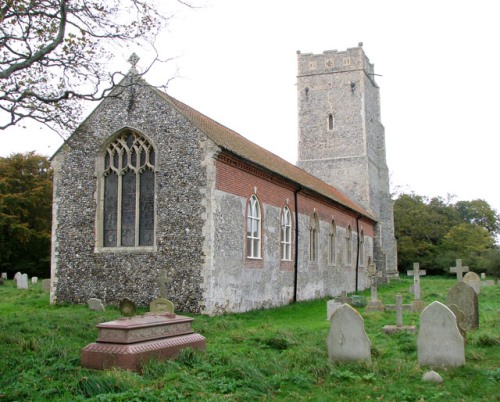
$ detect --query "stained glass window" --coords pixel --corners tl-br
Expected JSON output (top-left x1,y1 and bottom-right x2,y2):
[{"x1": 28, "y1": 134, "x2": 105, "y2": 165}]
[{"x1": 102, "y1": 131, "x2": 155, "y2": 247}]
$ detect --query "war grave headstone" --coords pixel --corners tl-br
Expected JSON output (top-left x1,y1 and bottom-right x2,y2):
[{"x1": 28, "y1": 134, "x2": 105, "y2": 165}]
[
  {"x1": 41, "y1": 279, "x2": 51, "y2": 292},
  {"x1": 1, "y1": 272, "x2": 7, "y2": 279},
  {"x1": 383, "y1": 294, "x2": 415, "y2": 334},
  {"x1": 407, "y1": 262, "x2": 426, "y2": 312},
  {"x1": 446, "y1": 281, "x2": 479, "y2": 330},
  {"x1": 31, "y1": 276, "x2": 38, "y2": 284},
  {"x1": 88, "y1": 298, "x2": 105, "y2": 311},
  {"x1": 450, "y1": 259, "x2": 469, "y2": 281},
  {"x1": 17, "y1": 273, "x2": 28, "y2": 289},
  {"x1": 365, "y1": 262, "x2": 384, "y2": 312},
  {"x1": 327, "y1": 304, "x2": 371, "y2": 362},
  {"x1": 463, "y1": 272, "x2": 480, "y2": 295},
  {"x1": 417, "y1": 301, "x2": 465, "y2": 367}
]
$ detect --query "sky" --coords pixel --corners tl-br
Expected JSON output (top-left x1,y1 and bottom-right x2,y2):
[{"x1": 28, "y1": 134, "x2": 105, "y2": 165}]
[{"x1": 2, "y1": 0, "x2": 500, "y2": 213}]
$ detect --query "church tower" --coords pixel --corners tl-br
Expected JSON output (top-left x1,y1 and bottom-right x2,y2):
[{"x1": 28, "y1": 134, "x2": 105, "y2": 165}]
[{"x1": 296, "y1": 44, "x2": 398, "y2": 279}]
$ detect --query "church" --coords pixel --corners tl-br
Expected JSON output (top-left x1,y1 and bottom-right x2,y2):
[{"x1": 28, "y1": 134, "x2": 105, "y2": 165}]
[{"x1": 50, "y1": 44, "x2": 398, "y2": 315}]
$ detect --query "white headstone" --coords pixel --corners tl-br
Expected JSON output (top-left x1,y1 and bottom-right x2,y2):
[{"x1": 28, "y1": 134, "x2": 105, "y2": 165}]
[
  {"x1": 13, "y1": 272, "x2": 21, "y2": 283},
  {"x1": 31, "y1": 276, "x2": 38, "y2": 284},
  {"x1": 87, "y1": 298, "x2": 105, "y2": 311},
  {"x1": 328, "y1": 304, "x2": 371, "y2": 362},
  {"x1": 1, "y1": 272, "x2": 7, "y2": 279},
  {"x1": 480, "y1": 273, "x2": 486, "y2": 280},
  {"x1": 17, "y1": 273, "x2": 28, "y2": 289},
  {"x1": 463, "y1": 272, "x2": 480, "y2": 295},
  {"x1": 417, "y1": 301, "x2": 465, "y2": 367}
]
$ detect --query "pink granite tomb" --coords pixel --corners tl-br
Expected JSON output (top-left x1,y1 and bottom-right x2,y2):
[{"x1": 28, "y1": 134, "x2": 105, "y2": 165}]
[{"x1": 81, "y1": 313, "x2": 206, "y2": 371}]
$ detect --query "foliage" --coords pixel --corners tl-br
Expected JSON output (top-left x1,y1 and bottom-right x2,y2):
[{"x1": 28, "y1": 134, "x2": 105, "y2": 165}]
[
  {"x1": 0, "y1": 277, "x2": 499, "y2": 401},
  {"x1": 0, "y1": 152, "x2": 52, "y2": 277},
  {"x1": 394, "y1": 193, "x2": 500, "y2": 275},
  {"x1": 0, "y1": 0, "x2": 192, "y2": 134}
]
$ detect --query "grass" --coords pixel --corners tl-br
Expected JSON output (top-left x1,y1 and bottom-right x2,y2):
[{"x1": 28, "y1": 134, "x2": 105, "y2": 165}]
[{"x1": 0, "y1": 277, "x2": 499, "y2": 401}]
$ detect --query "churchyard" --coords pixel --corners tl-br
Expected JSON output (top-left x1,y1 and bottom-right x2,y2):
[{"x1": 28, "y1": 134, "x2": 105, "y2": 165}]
[{"x1": 0, "y1": 276, "x2": 498, "y2": 401}]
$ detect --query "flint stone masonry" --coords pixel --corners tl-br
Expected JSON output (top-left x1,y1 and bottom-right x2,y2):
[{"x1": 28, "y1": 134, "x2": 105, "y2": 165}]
[{"x1": 417, "y1": 301, "x2": 465, "y2": 367}]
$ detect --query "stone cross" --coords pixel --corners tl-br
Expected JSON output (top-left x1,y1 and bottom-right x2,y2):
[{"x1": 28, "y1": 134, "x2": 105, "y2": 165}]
[
  {"x1": 336, "y1": 290, "x2": 352, "y2": 304},
  {"x1": 156, "y1": 269, "x2": 173, "y2": 299},
  {"x1": 386, "y1": 294, "x2": 412, "y2": 327},
  {"x1": 128, "y1": 53, "x2": 140, "y2": 72},
  {"x1": 450, "y1": 259, "x2": 469, "y2": 281},
  {"x1": 367, "y1": 263, "x2": 378, "y2": 302},
  {"x1": 407, "y1": 262, "x2": 426, "y2": 300}
]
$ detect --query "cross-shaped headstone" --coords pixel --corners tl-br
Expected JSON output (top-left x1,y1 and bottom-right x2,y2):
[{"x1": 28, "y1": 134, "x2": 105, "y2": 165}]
[
  {"x1": 367, "y1": 262, "x2": 379, "y2": 302},
  {"x1": 156, "y1": 269, "x2": 173, "y2": 299},
  {"x1": 336, "y1": 290, "x2": 352, "y2": 304},
  {"x1": 128, "y1": 53, "x2": 140, "y2": 72},
  {"x1": 450, "y1": 259, "x2": 469, "y2": 281},
  {"x1": 407, "y1": 262, "x2": 426, "y2": 301},
  {"x1": 385, "y1": 294, "x2": 412, "y2": 327}
]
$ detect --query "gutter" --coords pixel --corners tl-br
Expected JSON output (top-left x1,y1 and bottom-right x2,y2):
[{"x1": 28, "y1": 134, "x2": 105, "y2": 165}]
[{"x1": 355, "y1": 215, "x2": 361, "y2": 292}]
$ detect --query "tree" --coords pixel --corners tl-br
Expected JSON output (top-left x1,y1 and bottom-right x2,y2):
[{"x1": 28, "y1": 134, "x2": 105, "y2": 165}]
[
  {"x1": 454, "y1": 199, "x2": 500, "y2": 235},
  {"x1": 0, "y1": 0, "x2": 191, "y2": 134},
  {"x1": 0, "y1": 152, "x2": 52, "y2": 277}
]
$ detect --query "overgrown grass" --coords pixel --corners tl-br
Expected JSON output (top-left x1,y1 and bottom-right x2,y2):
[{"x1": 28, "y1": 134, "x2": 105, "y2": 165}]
[{"x1": 0, "y1": 277, "x2": 498, "y2": 401}]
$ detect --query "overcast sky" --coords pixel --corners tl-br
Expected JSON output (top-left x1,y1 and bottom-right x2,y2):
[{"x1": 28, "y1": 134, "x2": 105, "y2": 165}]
[{"x1": 2, "y1": 0, "x2": 499, "y2": 213}]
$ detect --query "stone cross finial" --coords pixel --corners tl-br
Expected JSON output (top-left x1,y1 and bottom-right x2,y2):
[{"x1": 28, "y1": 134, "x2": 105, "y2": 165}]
[
  {"x1": 407, "y1": 262, "x2": 426, "y2": 301},
  {"x1": 156, "y1": 269, "x2": 173, "y2": 299},
  {"x1": 128, "y1": 53, "x2": 140, "y2": 72},
  {"x1": 450, "y1": 259, "x2": 469, "y2": 281}
]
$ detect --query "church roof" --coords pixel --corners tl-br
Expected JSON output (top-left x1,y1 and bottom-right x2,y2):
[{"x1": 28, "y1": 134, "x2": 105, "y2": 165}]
[{"x1": 154, "y1": 88, "x2": 375, "y2": 221}]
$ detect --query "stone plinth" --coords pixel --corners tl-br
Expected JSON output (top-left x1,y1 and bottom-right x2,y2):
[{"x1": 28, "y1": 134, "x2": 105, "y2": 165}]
[
  {"x1": 382, "y1": 324, "x2": 416, "y2": 334},
  {"x1": 81, "y1": 313, "x2": 205, "y2": 371}
]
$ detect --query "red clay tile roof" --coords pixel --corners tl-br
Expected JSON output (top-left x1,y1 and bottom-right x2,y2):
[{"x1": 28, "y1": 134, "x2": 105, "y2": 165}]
[{"x1": 154, "y1": 87, "x2": 375, "y2": 221}]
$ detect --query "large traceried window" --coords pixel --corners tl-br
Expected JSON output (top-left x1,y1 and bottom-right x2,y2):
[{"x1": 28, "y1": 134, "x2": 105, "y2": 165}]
[
  {"x1": 328, "y1": 220, "x2": 337, "y2": 265},
  {"x1": 246, "y1": 195, "x2": 261, "y2": 258},
  {"x1": 346, "y1": 225, "x2": 352, "y2": 265},
  {"x1": 281, "y1": 206, "x2": 292, "y2": 261},
  {"x1": 102, "y1": 131, "x2": 155, "y2": 248},
  {"x1": 309, "y1": 213, "x2": 319, "y2": 263}
]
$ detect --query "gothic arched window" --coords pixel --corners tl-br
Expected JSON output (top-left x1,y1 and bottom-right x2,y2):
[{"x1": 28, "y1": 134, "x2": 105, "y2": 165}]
[
  {"x1": 309, "y1": 213, "x2": 319, "y2": 263},
  {"x1": 101, "y1": 130, "x2": 156, "y2": 248},
  {"x1": 281, "y1": 206, "x2": 292, "y2": 261},
  {"x1": 246, "y1": 195, "x2": 261, "y2": 258},
  {"x1": 328, "y1": 220, "x2": 336, "y2": 265}
]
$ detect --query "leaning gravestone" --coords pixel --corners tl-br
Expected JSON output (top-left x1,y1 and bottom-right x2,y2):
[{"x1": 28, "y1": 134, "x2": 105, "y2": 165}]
[
  {"x1": 88, "y1": 298, "x2": 105, "y2": 312},
  {"x1": 463, "y1": 272, "x2": 481, "y2": 295},
  {"x1": 417, "y1": 301, "x2": 465, "y2": 367},
  {"x1": 150, "y1": 298, "x2": 174, "y2": 314},
  {"x1": 446, "y1": 282, "x2": 479, "y2": 330},
  {"x1": 328, "y1": 304, "x2": 371, "y2": 362},
  {"x1": 17, "y1": 273, "x2": 28, "y2": 289}
]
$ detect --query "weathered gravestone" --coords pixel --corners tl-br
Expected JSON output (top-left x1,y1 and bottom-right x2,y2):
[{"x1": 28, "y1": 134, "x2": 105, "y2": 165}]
[
  {"x1": 120, "y1": 298, "x2": 136, "y2": 317},
  {"x1": 365, "y1": 262, "x2": 385, "y2": 312},
  {"x1": 450, "y1": 259, "x2": 469, "y2": 281},
  {"x1": 446, "y1": 281, "x2": 479, "y2": 330},
  {"x1": 31, "y1": 276, "x2": 38, "y2": 284},
  {"x1": 1, "y1": 272, "x2": 7, "y2": 279},
  {"x1": 150, "y1": 298, "x2": 175, "y2": 314},
  {"x1": 417, "y1": 301, "x2": 465, "y2": 367},
  {"x1": 407, "y1": 262, "x2": 426, "y2": 312},
  {"x1": 327, "y1": 304, "x2": 371, "y2": 362},
  {"x1": 448, "y1": 303, "x2": 467, "y2": 342},
  {"x1": 383, "y1": 294, "x2": 415, "y2": 333},
  {"x1": 41, "y1": 279, "x2": 51, "y2": 292},
  {"x1": 88, "y1": 298, "x2": 105, "y2": 311},
  {"x1": 17, "y1": 273, "x2": 28, "y2": 289},
  {"x1": 463, "y1": 272, "x2": 481, "y2": 295}
]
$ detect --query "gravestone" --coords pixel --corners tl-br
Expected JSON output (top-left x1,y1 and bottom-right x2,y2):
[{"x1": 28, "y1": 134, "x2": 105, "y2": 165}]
[
  {"x1": 119, "y1": 298, "x2": 136, "y2": 317},
  {"x1": 417, "y1": 301, "x2": 465, "y2": 367},
  {"x1": 450, "y1": 259, "x2": 469, "y2": 281},
  {"x1": 17, "y1": 273, "x2": 28, "y2": 289},
  {"x1": 407, "y1": 262, "x2": 426, "y2": 312},
  {"x1": 446, "y1": 282, "x2": 479, "y2": 330},
  {"x1": 480, "y1": 273, "x2": 486, "y2": 280},
  {"x1": 335, "y1": 290, "x2": 352, "y2": 305},
  {"x1": 88, "y1": 298, "x2": 105, "y2": 311},
  {"x1": 326, "y1": 299, "x2": 342, "y2": 320},
  {"x1": 31, "y1": 276, "x2": 38, "y2": 284},
  {"x1": 463, "y1": 272, "x2": 480, "y2": 295},
  {"x1": 365, "y1": 262, "x2": 385, "y2": 312},
  {"x1": 150, "y1": 298, "x2": 174, "y2": 314},
  {"x1": 481, "y1": 280, "x2": 495, "y2": 287},
  {"x1": 13, "y1": 272, "x2": 21, "y2": 283},
  {"x1": 383, "y1": 294, "x2": 415, "y2": 333},
  {"x1": 41, "y1": 279, "x2": 51, "y2": 292},
  {"x1": 327, "y1": 304, "x2": 371, "y2": 362},
  {"x1": 1, "y1": 272, "x2": 7, "y2": 279},
  {"x1": 156, "y1": 269, "x2": 173, "y2": 298},
  {"x1": 448, "y1": 303, "x2": 467, "y2": 342}
]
